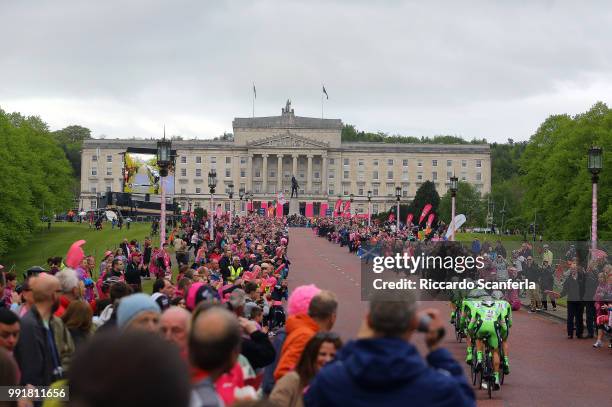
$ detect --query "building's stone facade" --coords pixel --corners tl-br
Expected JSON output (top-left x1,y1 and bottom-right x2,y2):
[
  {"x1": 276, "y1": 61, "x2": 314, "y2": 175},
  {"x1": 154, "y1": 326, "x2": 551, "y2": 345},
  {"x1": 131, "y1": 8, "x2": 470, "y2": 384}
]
[{"x1": 79, "y1": 102, "x2": 491, "y2": 216}]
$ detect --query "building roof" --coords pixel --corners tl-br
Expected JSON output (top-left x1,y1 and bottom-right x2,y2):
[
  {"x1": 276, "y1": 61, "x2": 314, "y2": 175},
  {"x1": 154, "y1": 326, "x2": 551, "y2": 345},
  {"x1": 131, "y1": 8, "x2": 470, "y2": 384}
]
[{"x1": 233, "y1": 115, "x2": 342, "y2": 130}]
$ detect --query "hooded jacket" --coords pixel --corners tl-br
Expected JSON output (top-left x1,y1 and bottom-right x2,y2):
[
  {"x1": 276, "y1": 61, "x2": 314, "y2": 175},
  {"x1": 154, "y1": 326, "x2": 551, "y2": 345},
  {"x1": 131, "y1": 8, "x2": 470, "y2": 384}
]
[
  {"x1": 304, "y1": 337, "x2": 475, "y2": 407},
  {"x1": 274, "y1": 314, "x2": 319, "y2": 380}
]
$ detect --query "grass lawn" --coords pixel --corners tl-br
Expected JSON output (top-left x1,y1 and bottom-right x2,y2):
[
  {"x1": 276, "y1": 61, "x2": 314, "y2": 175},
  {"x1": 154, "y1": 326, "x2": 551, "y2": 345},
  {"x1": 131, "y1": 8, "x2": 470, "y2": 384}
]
[{"x1": 0, "y1": 222, "x2": 170, "y2": 293}]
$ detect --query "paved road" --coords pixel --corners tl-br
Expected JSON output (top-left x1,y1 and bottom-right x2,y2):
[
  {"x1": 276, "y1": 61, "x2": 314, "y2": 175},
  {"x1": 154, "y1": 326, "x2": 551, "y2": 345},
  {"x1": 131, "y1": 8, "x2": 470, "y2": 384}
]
[{"x1": 287, "y1": 228, "x2": 612, "y2": 407}]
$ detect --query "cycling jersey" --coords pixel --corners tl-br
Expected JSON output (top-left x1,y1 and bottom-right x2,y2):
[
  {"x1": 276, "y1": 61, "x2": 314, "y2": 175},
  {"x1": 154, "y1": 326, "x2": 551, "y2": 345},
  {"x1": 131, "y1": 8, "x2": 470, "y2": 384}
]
[{"x1": 469, "y1": 304, "x2": 505, "y2": 349}]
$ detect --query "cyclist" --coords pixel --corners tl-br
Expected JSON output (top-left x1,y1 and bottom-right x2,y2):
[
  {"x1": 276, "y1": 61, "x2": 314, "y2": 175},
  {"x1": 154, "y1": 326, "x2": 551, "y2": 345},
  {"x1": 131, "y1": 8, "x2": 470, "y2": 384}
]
[
  {"x1": 492, "y1": 290, "x2": 512, "y2": 375},
  {"x1": 449, "y1": 277, "x2": 464, "y2": 324},
  {"x1": 468, "y1": 296, "x2": 505, "y2": 390},
  {"x1": 461, "y1": 288, "x2": 488, "y2": 364}
]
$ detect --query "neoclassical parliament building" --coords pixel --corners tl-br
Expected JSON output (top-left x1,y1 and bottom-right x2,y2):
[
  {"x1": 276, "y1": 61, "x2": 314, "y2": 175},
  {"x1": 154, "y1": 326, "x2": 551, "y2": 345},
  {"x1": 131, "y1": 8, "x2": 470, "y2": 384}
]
[{"x1": 79, "y1": 101, "x2": 491, "y2": 216}]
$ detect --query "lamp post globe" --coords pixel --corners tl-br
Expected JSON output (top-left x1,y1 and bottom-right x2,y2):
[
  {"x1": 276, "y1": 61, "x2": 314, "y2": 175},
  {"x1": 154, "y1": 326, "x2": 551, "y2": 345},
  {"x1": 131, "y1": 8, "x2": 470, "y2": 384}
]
[{"x1": 588, "y1": 146, "x2": 603, "y2": 250}]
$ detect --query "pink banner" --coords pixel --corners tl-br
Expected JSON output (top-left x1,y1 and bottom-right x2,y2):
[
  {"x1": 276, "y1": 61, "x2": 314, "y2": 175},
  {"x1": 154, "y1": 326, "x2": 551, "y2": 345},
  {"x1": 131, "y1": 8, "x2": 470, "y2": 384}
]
[
  {"x1": 333, "y1": 199, "x2": 343, "y2": 217},
  {"x1": 406, "y1": 213, "x2": 414, "y2": 225},
  {"x1": 343, "y1": 200, "x2": 351, "y2": 218},
  {"x1": 276, "y1": 202, "x2": 283, "y2": 218},
  {"x1": 320, "y1": 202, "x2": 328, "y2": 217},
  {"x1": 418, "y1": 204, "x2": 433, "y2": 224},
  {"x1": 426, "y1": 213, "x2": 435, "y2": 228},
  {"x1": 247, "y1": 202, "x2": 253, "y2": 212},
  {"x1": 305, "y1": 202, "x2": 314, "y2": 218}
]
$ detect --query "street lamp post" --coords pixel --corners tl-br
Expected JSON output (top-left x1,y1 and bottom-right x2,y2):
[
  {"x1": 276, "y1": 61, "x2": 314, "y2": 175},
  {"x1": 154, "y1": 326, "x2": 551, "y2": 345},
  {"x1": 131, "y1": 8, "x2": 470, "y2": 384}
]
[
  {"x1": 239, "y1": 187, "x2": 245, "y2": 216},
  {"x1": 367, "y1": 190, "x2": 372, "y2": 227},
  {"x1": 450, "y1": 176, "x2": 458, "y2": 241},
  {"x1": 156, "y1": 138, "x2": 172, "y2": 245},
  {"x1": 395, "y1": 186, "x2": 401, "y2": 232},
  {"x1": 208, "y1": 169, "x2": 217, "y2": 239},
  {"x1": 228, "y1": 183, "x2": 234, "y2": 226},
  {"x1": 588, "y1": 146, "x2": 603, "y2": 251}
]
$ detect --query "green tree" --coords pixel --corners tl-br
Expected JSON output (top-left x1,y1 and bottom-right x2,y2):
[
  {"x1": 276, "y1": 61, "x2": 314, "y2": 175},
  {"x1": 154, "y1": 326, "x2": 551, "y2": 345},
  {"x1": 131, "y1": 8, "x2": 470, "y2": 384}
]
[
  {"x1": 52, "y1": 125, "x2": 91, "y2": 179},
  {"x1": 407, "y1": 181, "x2": 440, "y2": 224},
  {"x1": 0, "y1": 109, "x2": 74, "y2": 257},
  {"x1": 519, "y1": 102, "x2": 612, "y2": 240},
  {"x1": 438, "y1": 181, "x2": 486, "y2": 227}
]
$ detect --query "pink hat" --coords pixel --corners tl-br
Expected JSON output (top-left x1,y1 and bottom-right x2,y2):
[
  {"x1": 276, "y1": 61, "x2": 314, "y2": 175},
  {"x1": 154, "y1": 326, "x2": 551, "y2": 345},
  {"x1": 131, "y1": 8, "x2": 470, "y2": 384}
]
[
  {"x1": 66, "y1": 240, "x2": 86, "y2": 269},
  {"x1": 186, "y1": 282, "x2": 205, "y2": 311},
  {"x1": 104, "y1": 250, "x2": 113, "y2": 259},
  {"x1": 287, "y1": 284, "x2": 321, "y2": 316},
  {"x1": 280, "y1": 238, "x2": 288, "y2": 245}
]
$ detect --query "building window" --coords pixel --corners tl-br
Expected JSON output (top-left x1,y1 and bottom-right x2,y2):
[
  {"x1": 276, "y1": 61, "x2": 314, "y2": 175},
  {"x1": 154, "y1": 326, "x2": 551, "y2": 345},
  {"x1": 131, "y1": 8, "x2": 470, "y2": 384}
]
[
  {"x1": 462, "y1": 160, "x2": 467, "y2": 167},
  {"x1": 180, "y1": 188, "x2": 186, "y2": 194},
  {"x1": 240, "y1": 169, "x2": 246, "y2": 178},
  {"x1": 106, "y1": 185, "x2": 112, "y2": 192},
  {"x1": 476, "y1": 172, "x2": 482, "y2": 181},
  {"x1": 92, "y1": 155, "x2": 97, "y2": 162},
  {"x1": 372, "y1": 171, "x2": 379, "y2": 180},
  {"x1": 90, "y1": 186, "x2": 97, "y2": 193},
  {"x1": 197, "y1": 187, "x2": 203, "y2": 194},
  {"x1": 270, "y1": 170, "x2": 276, "y2": 178},
  {"x1": 432, "y1": 160, "x2": 438, "y2": 167},
  {"x1": 328, "y1": 185, "x2": 334, "y2": 195},
  {"x1": 386, "y1": 183, "x2": 394, "y2": 196},
  {"x1": 358, "y1": 188, "x2": 364, "y2": 195},
  {"x1": 241, "y1": 157, "x2": 247, "y2": 165},
  {"x1": 224, "y1": 202, "x2": 230, "y2": 211},
  {"x1": 195, "y1": 169, "x2": 201, "y2": 177},
  {"x1": 343, "y1": 187, "x2": 349, "y2": 195},
  {"x1": 402, "y1": 170, "x2": 409, "y2": 181},
  {"x1": 106, "y1": 155, "x2": 112, "y2": 163},
  {"x1": 314, "y1": 171, "x2": 320, "y2": 179},
  {"x1": 476, "y1": 160, "x2": 482, "y2": 168},
  {"x1": 90, "y1": 200, "x2": 97, "y2": 209},
  {"x1": 344, "y1": 170, "x2": 349, "y2": 179},
  {"x1": 329, "y1": 158, "x2": 335, "y2": 165},
  {"x1": 373, "y1": 159, "x2": 378, "y2": 167},
  {"x1": 299, "y1": 173, "x2": 305, "y2": 179},
  {"x1": 91, "y1": 167, "x2": 97, "y2": 176},
  {"x1": 226, "y1": 157, "x2": 232, "y2": 165},
  {"x1": 181, "y1": 168, "x2": 187, "y2": 177},
  {"x1": 225, "y1": 169, "x2": 231, "y2": 178},
  {"x1": 387, "y1": 159, "x2": 394, "y2": 166},
  {"x1": 402, "y1": 159, "x2": 408, "y2": 167},
  {"x1": 373, "y1": 203, "x2": 379, "y2": 213},
  {"x1": 343, "y1": 158, "x2": 349, "y2": 166},
  {"x1": 358, "y1": 159, "x2": 364, "y2": 167},
  {"x1": 461, "y1": 172, "x2": 467, "y2": 181},
  {"x1": 210, "y1": 157, "x2": 216, "y2": 165},
  {"x1": 357, "y1": 171, "x2": 365, "y2": 182},
  {"x1": 417, "y1": 173, "x2": 423, "y2": 181},
  {"x1": 195, "y1": 156, "x2": 202, "y2": 164},
  {"x1": 402, "y1": 186, "x2": 408, "y2": 197},
  {"x1": 255, "y1": 170, "x2": 260, "y2": 178},
  {"x1": 432, "y1": 171, "x2": 437, "y2": 180},
  {"x1": 387, "y1": 171, "x2": 393, "y2": 180},
  {"x1": 447, "y1": 171, "x2": 452, "y2": 179},
  {"x1": 447, "y1": 160, "x2": 452, "y2": 167},
  {"x1": 417, "y1": 160, "x2": 423, "y2": 167},
  {"x1": 254, "y1": 184, "x2": 261, "y2": 193},
  {"x1": 373, "y1": 188, "x2": 379, "y2": 196},
  {"x1": 106, "y1": 167, "x2": 112, "y2": 176},
  {"x1": 329, "y1": 170, "x2": 335, "y2": 179},
  {"x1": 180, "y1": 156, "x2": 187, "y2": 164}
]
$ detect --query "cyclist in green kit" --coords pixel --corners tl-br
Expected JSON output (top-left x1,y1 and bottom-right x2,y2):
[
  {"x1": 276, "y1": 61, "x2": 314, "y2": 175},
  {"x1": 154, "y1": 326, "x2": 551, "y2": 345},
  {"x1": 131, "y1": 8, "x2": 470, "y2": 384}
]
[
  {"x1": 461, "y1": 288, "x2": 488, "y2": 364},
  {"x1": 468, "y1": 296, "x2": 505, "y2": 390},
  {"x1": 492, "y1": 290, "x2": 512, "y2": 375}
]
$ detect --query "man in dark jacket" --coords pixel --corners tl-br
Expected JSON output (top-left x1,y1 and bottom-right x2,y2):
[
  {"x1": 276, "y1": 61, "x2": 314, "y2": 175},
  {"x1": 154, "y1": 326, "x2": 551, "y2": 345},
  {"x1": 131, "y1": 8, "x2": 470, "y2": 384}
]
[
  {"x1": 524, "y1": 256, "x2": 541, "y2": 312},
  {"x1": 304, "y1": 291, "x2": 475, "y2": 407},
  {"x1": 560, "y1": 266, "x2": 583, "y2": 338},
  {"x1": 14, "y1": 273, "x2": 67, "y2": 386},
  {"x1": 540, "y1": 260, "x2": 556, "y2": 311},
  {"x1": 582, "y1": 267, "x2": 598, "y2": 338}
]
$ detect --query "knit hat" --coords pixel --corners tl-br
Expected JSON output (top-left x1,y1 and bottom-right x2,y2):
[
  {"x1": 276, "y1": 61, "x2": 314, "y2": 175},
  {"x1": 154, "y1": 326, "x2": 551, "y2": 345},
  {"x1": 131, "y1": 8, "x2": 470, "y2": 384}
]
[
  {"x1": 117, "y1": 293, "x2": 161, "y2": 328},
  {"x1": 287, "y1": 284, "x2": 321, "y2": 316}
]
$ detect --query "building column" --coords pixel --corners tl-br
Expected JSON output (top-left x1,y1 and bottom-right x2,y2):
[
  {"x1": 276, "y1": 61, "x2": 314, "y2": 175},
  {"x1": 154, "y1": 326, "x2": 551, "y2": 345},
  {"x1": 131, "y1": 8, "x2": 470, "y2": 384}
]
[
  {"x1": 277, "y1": 154, "x2": 283, "y2": 193},
  {"x1": 322, "y1": 153, "x2": 328, "y2": 197},
  {"x1": 247, "y1": 153, "x2": 253, "y2": 192},
  {"x1": 292, "y1": 154, "x2": 298, "y2": 178},
  {"x1": 306, "y1": 154, "x2": 313, "y2": 195},
  {"x1": 262, "y1": 154, "x2": 268, "y2": 195}
]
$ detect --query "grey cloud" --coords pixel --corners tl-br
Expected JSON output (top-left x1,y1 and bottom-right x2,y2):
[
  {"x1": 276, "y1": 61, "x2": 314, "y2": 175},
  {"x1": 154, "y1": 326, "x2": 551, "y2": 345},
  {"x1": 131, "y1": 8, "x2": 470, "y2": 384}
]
[{"x1": 1, "y1": 0, "x2": 611, "y2": 142}]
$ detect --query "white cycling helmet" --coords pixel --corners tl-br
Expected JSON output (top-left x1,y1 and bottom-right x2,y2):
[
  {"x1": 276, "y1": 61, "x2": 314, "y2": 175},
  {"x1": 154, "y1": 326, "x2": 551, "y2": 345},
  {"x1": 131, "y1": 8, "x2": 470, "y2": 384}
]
[{"x1": 491, "y1": 290, "x2": 504, "y2": 300}]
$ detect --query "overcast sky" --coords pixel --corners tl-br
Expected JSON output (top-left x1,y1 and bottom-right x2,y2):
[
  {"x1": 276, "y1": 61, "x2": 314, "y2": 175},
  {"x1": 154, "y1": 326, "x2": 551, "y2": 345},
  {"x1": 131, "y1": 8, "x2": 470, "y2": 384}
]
[{"x1": 1, "y1": 1, "x2": 611, "y2": 142}]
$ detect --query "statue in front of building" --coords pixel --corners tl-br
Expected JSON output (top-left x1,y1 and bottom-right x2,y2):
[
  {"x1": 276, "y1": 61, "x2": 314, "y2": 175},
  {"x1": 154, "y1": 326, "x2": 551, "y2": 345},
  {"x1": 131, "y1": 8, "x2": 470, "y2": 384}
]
[{"x1": 291, "y1": 175, "x2": 299, "y2": 198}]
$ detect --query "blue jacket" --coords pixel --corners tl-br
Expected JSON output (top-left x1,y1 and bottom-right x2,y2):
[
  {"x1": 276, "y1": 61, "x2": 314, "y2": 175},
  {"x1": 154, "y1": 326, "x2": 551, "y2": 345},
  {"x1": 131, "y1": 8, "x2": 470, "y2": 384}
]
[{"x1": 304, "y1": 337, "x2": 475, "y2": 407}]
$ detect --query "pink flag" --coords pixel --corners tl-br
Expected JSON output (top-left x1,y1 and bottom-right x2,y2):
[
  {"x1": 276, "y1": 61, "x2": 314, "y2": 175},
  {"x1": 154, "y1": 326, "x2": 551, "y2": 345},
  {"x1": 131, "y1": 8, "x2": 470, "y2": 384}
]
[
  {"x1": 406, "y1": 213, "x2": 414, "y2": 225},
  {"x1": 215, "y1": 204, "x2": 223, "y2": 218},
  {"x1": 418, "y1": 204, "x2": 433, "y2": 224},
  {"x1": 343, "y1": 200, "x2": 351, "y2": 217},
  {"x1": 333, "y1": 199, "x2": 343, "y2": 217},
  {"x1": 276, "y1": 201, "x2": 283, "y2": 218},
  {"x1": 389, "y1": 212, "x2": 395, "y2": 223},
  {"x1": 305, "y1": 202, "x2": 314, "y2": 218},
  {"x1": 426, "y1": 213, "x2": 435, "y2": 228}
]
